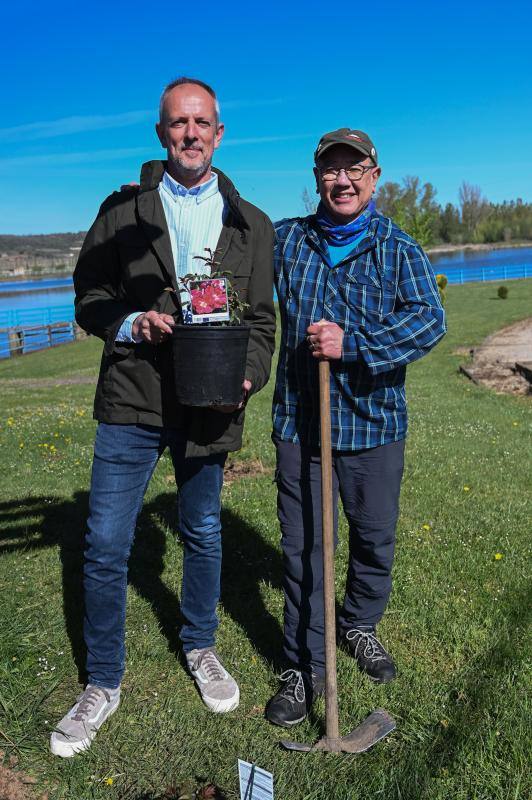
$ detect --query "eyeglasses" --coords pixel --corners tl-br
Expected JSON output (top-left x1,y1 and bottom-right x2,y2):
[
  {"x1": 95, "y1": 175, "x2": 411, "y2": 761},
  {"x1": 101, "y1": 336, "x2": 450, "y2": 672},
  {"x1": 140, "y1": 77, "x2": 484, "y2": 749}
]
[{"x1": 318, "y1": 165, "x2": 374, "y2": 182}]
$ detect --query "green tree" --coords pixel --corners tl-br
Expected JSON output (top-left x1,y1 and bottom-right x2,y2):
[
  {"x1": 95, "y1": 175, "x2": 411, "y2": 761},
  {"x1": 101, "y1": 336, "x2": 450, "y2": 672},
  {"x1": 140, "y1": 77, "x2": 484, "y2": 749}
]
[
  {"x1": 439, "y1": 202, "x2": 463, "y2": 243},
  {"x1": 376, "y1": 176, "x2": 440, "y2": 247}
]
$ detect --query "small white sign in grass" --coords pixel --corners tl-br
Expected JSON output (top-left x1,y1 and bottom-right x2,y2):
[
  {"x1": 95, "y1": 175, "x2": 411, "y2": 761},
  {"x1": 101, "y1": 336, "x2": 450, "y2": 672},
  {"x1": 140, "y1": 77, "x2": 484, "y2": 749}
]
[{"x1": 238, "y1": 759, "x2": 274, "y2": 800}]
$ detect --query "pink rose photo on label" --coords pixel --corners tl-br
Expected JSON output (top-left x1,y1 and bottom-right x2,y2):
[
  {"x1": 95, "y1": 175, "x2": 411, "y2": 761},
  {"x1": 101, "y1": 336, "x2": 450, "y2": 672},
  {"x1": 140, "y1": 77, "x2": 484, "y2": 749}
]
[{"x1": 189, "y1": 277, "x2": 230, "y2": 323}]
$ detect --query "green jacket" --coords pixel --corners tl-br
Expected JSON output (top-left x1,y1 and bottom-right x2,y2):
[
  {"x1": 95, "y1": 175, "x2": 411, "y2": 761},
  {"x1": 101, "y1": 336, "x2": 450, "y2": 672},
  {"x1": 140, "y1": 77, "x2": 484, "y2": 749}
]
[{"x1": 74, "y1": 160, "x2": 275, "y2": 457}]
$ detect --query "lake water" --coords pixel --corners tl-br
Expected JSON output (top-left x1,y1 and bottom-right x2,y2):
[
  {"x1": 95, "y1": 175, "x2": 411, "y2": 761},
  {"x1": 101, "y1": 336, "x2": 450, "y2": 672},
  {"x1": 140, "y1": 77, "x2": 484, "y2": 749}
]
[
  {"x1": 0, "y1": 277, "x2": 74, "y2": 325},
  {"x1": 431, "y1": 245, "x2": 532, "y2": 270}
]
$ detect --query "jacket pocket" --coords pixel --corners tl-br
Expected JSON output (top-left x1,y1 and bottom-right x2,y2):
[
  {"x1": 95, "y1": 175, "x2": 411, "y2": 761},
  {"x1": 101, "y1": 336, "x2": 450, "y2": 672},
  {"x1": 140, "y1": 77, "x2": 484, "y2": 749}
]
[{"x1": 342, "y1": 271, "x2": 382, "y2": 317}]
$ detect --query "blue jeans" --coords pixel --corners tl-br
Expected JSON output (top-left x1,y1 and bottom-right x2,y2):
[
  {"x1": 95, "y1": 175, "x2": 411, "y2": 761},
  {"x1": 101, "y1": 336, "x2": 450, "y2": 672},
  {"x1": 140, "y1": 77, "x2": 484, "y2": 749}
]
[{"x1": 84, "y1": 423, "x2": 226, "y2": 689}]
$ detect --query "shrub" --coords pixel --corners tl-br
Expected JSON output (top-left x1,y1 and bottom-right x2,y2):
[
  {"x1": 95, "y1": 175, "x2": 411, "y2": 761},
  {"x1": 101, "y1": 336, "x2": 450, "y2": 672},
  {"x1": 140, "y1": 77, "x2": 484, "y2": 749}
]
[
  {"x1": 436, "y1": 273, "x2": 448, "y2": 305},
  {"x1": 497, "y1": 285, "x2": 509, "y2": 299}
]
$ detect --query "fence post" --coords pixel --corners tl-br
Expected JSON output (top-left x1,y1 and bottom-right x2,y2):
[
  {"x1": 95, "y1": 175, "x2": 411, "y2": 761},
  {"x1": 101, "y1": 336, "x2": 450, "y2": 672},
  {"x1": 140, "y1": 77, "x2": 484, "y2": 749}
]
[{"x1": 8, "y1": 329, "x2": 23, "y2": 357}]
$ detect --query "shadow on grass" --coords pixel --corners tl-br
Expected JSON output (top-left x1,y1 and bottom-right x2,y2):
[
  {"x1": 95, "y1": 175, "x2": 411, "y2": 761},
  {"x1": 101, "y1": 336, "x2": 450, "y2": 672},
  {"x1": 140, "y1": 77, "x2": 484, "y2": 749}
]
[
  {"x1": 0, "y1": 488, "x2": 283, "y2": 679},
  {"x1": 221, "y1": 506, "x2": 283, "y2": 667}
]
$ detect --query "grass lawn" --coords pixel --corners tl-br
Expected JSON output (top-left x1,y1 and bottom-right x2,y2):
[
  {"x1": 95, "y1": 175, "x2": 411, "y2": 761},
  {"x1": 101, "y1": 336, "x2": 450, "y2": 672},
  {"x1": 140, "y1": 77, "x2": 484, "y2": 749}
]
[{"x1": 0, "y1": 281, "x2": 531, "y2": 800}]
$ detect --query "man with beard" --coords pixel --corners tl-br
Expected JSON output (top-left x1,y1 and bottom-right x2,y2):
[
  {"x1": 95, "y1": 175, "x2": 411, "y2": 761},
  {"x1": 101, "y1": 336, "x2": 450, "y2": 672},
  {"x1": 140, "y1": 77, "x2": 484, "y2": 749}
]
[
  {"x1": 50, "y1": 77, "x2": 275, "y2": 757},
  {"x1": 265, "y1": 129, "x2": 446, "y2": 727}
]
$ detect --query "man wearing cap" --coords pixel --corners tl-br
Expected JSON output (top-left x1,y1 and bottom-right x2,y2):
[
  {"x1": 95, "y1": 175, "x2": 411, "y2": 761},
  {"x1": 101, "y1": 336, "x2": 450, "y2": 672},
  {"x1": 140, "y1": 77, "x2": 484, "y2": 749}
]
[{"x1": 265, "y1": 128, "x2": 446, "y2": 727}]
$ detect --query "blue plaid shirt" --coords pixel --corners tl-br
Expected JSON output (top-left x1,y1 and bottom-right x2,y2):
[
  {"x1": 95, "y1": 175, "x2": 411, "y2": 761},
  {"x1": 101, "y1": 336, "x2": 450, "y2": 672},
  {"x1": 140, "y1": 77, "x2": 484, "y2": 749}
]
[{"x1": 272, "y1": 212, "x2": 446, "y2": 450}]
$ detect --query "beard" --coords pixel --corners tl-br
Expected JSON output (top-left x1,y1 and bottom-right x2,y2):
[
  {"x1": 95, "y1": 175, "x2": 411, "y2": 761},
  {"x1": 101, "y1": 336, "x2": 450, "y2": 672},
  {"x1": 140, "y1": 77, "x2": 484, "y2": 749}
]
[{"x1": 168, "y1": 147, "x2": 212, "y2": 182}]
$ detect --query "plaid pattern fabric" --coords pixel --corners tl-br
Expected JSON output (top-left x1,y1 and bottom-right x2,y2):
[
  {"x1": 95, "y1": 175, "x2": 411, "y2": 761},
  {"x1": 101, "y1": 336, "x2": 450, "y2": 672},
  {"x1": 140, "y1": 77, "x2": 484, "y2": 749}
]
[{"x1": 273, "y1": 212, "x2": 446, "y2": 450}]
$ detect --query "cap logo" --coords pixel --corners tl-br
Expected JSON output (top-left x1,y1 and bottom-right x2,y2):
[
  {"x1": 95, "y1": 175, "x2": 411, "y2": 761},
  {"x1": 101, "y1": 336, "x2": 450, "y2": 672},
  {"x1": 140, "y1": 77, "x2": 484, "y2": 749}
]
[
  {"x1": 347, "y1": 134, "x2": 362, "y2": 140},
  {"x1": 371, "y1": 147, "x2": 376, "y2": 156}
]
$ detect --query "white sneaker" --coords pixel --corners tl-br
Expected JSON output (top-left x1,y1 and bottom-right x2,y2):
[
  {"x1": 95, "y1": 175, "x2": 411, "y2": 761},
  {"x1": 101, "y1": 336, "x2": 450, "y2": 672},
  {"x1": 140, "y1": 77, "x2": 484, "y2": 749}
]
[
  {"x1": 50, "y1": 684, "x2": 120, "y2": 757},
  {"x1": 186, "y1": 648, "x2": 239, "y2": 713}
]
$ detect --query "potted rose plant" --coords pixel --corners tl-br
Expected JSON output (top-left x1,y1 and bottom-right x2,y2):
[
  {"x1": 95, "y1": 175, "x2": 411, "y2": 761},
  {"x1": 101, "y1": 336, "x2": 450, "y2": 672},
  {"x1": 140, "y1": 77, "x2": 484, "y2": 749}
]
[{"x1": 168, "y1": 249, "x2": 251, "y2": 407}]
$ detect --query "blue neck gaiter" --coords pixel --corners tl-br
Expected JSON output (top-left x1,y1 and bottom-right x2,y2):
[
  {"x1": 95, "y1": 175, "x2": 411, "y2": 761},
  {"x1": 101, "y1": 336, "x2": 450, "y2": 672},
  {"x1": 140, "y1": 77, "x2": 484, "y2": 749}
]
[{"x1": 316, "y1": 199, "x2": 376, "y2": 246}]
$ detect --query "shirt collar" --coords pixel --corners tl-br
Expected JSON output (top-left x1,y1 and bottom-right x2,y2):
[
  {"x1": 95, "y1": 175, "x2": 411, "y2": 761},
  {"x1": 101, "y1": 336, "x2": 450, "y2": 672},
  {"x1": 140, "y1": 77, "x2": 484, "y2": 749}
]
[{"x1": 161, "y1": 171, "x2": 220, "y2": 204}]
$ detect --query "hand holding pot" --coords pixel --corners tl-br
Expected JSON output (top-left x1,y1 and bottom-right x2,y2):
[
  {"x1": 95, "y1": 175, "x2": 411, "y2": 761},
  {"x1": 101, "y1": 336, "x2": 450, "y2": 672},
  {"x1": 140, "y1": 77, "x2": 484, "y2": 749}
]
[
  {"x1": 213, "y1": 379, "x2": 252, "y2": 414},
  {"x1": 132, "y1": 311, "x2": 175, "y2": 345}
]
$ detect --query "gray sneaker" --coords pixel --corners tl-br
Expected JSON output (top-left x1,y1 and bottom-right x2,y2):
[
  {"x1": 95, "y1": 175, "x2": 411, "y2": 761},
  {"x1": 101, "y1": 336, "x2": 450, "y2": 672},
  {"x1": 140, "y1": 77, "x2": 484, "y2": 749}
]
[
  {"x1": 186, "y1": 648, "x2": 239, "y2": 713},
  {"x1": 50, "y1": 684, "x2": 120, "y2": 757}
]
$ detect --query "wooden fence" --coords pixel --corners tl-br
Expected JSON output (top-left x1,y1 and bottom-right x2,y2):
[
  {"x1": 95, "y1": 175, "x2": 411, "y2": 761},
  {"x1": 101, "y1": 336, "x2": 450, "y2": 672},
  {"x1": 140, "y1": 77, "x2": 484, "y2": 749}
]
[{"x1": 0, "y1": 321, "x2": 87, "y2": 359}]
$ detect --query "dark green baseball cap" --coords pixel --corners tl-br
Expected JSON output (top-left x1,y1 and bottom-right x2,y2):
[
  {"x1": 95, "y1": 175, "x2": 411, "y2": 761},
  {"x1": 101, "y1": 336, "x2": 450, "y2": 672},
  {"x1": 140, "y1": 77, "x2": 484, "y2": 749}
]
[{"x1": 314, "y1": 128, "x2": 378, "y2": 165}]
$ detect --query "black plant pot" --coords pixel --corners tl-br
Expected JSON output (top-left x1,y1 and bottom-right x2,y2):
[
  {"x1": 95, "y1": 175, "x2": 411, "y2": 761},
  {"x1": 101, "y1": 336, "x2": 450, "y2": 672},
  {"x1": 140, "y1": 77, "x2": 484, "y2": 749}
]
[{"x1": 171, "y1": 325, "x2": 251, "y2": 407}]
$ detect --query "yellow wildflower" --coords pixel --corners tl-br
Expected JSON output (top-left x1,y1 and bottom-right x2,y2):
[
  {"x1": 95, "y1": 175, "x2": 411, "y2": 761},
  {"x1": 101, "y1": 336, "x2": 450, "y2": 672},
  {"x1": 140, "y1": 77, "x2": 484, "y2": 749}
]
[
  {"x1": 104, "y1": 777, "x2": 113, "y2": 785},
  {"x1": 463, "y1": 486, "x2": 470, "y2": 492},
  {"x1": 494, "y1": 553, "x2": 503, "y2": 561},
  {"x1": 422, "y1": 524, "x2": 431, "y2": 531}
]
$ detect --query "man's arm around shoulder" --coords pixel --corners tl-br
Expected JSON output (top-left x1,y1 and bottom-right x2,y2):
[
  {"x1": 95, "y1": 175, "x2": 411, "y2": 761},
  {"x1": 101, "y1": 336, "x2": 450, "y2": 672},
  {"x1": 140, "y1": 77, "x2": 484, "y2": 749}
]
[{"x1": 242, "y1": 210, "x2": 276, "y2": 396}]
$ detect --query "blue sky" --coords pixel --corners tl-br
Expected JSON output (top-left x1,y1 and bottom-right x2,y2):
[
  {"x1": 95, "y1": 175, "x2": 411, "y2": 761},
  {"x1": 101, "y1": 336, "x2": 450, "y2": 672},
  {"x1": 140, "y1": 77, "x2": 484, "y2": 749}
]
[{"x1": 1, "y1": 0, "x2": 531, "y2": 234}]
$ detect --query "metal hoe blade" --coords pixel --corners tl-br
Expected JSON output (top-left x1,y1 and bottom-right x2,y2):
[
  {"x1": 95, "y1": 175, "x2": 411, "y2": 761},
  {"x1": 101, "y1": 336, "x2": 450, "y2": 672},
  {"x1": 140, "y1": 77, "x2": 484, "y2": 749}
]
[{"x1": 280, "y1": 708, "x2": 396, "y2": 754}]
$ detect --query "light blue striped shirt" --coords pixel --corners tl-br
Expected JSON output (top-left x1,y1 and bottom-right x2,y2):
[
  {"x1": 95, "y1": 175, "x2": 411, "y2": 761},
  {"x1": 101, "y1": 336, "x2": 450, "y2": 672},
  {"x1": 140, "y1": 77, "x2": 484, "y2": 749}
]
[{"x1": 117, "y1": 170, "x2": 224, "y2": 341}]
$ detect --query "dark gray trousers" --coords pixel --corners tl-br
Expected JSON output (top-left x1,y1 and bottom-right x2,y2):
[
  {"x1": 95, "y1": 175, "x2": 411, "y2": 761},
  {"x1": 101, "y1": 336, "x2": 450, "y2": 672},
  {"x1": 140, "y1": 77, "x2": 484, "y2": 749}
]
[{"x1": 275, "y1": 437, "x2": 405, "y2": 676}]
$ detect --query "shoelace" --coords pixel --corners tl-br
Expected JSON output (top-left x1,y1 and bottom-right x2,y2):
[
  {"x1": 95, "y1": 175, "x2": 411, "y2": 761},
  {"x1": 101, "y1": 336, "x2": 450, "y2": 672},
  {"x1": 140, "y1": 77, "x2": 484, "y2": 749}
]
[
  {"x1": 345, "y1": 629, "x2": 387, "y2": 663},
  {"x1": 195, "y1": 649, "x2": 226, "y2": 681},
  {"x1": 72, "y1": 686, "x2": 110, "y2": 722},
  {"x1": 278, "y1": 669, "x2": 305, "y2": 703}
]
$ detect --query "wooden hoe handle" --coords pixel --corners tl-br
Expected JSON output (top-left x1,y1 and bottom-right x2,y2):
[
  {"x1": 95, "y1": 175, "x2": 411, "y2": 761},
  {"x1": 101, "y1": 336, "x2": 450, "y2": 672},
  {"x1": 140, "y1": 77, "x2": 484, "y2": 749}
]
[{"x1": 319, "y1": 359, "x2": 340, "y2": 742}]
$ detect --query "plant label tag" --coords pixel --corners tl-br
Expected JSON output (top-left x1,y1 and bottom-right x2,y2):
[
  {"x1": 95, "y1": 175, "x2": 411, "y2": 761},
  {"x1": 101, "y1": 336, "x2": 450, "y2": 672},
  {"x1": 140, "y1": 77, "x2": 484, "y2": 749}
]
[
  {"x1": 189, "y1": 277, "x2": 230, "y2": 324},
  {"x1": 238, "y1": 760, "x2": 274, "y2": 800}
]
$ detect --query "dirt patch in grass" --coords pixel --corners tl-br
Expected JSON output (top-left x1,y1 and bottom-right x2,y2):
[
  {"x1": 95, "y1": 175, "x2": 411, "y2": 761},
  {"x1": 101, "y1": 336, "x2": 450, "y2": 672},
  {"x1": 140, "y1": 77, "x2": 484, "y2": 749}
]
[
  {"x1": 223, "y1": 458, "x2": 270, "y2": 484},
  {"x1": 0, "y1": 752, "x2": 43, "y2": 800},
  {"x1": 163, "y1": 458, "x2": 271, "y2": 488},
  {"x1": 460, "y1": 317, "x2": 532, "y2": 395}
]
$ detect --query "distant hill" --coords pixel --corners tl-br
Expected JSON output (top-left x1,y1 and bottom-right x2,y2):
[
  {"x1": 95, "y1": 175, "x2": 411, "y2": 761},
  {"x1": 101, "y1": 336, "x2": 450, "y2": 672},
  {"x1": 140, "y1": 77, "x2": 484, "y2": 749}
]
[
  {"x1": 0, "y1": 232, "x2": 87, "y2": 279},
  {"x1": 0, "y1": 232, "x2": 86, "y2": 256}
]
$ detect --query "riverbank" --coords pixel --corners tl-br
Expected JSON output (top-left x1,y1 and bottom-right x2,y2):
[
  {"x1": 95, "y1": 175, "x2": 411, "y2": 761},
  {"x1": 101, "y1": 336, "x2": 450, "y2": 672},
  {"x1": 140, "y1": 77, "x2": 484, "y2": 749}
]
[
  {"x1": 426, "y1": 240, "x2": 532, "y2": 255},
  {"x1": 0, "y1": 269, "x2": 73, "y2": 284}
]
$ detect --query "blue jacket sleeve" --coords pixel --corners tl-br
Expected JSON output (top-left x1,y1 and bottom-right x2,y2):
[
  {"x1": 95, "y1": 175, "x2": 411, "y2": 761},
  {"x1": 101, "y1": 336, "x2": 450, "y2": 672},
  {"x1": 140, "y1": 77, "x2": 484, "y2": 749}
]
[{"x1": 342, "y1": 244, "x2": 446, "y2": 374}]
